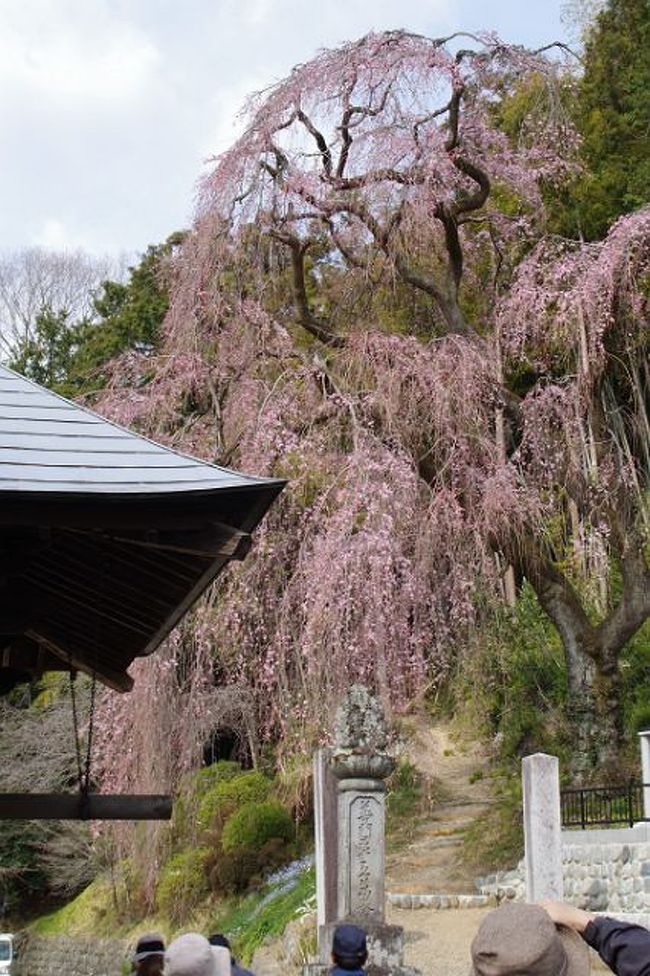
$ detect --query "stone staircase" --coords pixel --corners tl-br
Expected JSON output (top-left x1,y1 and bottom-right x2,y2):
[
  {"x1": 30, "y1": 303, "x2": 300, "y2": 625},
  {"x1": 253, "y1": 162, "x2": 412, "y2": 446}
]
[{"x1": 386, "y1": 720, "x2": 495, "y2": 904}]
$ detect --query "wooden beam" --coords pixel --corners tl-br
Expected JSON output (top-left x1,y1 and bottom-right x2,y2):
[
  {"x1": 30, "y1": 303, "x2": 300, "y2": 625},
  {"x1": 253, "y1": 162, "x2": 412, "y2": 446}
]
[
  {"x1": 0, "y1": 496, "x2": 248, "y2": 530},
  {"x1": 105, "y1": 522, "x2": 251, "y2": 560},
  {"x1": 0, "y1": 793, "x2": 172, "y2": 820},
  {"x1": 25, "y1": 628, "x2": 134, "y2": 693},
  {"x1": 1, "y1": 641, "x2": 68, "y2": 673}
]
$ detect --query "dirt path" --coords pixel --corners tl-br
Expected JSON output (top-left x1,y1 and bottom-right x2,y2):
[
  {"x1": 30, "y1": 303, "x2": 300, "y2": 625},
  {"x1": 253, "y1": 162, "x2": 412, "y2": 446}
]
[
  {"x1": 387, "y1": 717, "x2": 494, "y2": 895},
  {"x1": 387, "y1": 904, "x2": 491, "y2": 975}
]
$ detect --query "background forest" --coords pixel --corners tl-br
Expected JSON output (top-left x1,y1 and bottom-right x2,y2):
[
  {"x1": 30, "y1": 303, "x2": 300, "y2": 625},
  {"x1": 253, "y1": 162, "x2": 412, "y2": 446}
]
[{"x1": 0, "y1": 0, "x2": 649, "y2": 941}]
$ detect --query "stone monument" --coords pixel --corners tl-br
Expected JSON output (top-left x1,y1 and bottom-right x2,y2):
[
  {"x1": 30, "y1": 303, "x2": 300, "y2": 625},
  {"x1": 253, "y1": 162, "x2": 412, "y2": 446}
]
[
  {"x1": 308, "y1": 685, "x2": 419, "y2": 976},
  {"x1": 522, "y1": 752, "x2": 564, "y2": 901}
]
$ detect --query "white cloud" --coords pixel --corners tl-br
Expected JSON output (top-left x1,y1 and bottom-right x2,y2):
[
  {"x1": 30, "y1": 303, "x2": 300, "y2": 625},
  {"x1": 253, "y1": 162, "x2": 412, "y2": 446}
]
[
  {"x1": 32, "y1": 218, "x2": 94, "y2": 252},
  {"x1": 0, "y1": 0, "x2": 160, "y2": 104},
  {"x1": 0, "y1": 0, "x2": 567, "y2": 256}
]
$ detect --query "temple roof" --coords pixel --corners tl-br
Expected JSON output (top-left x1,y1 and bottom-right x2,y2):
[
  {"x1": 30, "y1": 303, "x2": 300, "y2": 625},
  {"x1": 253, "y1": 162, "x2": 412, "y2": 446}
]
[
  {"x1": 0, "y1": 366, "x2": 284, "y2": 692},
  {"x1": 0, "y1": 366, "x2": 271, "y2": 494}
]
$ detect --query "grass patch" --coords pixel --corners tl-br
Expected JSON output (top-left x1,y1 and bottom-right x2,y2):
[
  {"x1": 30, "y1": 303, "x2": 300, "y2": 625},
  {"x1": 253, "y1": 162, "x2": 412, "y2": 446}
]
[
  {"x1": 30, "y1": 878, "x2": 115, "y2": 936},
  {"x1": 385, "y1": 758, "x2": 449, "y2": 851},
  {"x1": 209, "y1": 865, "x2": 316, "y2": 964}
]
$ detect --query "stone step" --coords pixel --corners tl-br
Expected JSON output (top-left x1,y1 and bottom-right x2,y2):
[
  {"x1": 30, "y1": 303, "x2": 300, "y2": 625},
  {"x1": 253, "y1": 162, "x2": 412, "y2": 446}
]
[
  {"x1": 387, "y1": 892, "x2": 498, "y2": 910},
  {"x1": 418, "y1": 834, "x2": 464, "y2": 848},
  {"x1": 433, "y1": 800, "x2": 494, "y2": 812},
  {"x1": 419, "y1": 821, "x2": 475, "y2": 835}
]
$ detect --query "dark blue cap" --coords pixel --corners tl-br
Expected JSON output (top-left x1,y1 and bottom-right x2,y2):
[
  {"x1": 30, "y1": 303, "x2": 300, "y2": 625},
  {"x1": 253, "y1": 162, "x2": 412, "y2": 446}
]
[
  {"x1": 134, "y1": 934, "x2": 165, "y2": 962},
  {"x1": 332, "y1": 924, "x2": 367, "y2": 961}
]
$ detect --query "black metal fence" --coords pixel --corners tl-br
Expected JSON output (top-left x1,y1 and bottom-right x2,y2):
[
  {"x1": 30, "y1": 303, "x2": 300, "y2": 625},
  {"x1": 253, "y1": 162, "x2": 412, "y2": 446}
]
[{"x1": 560, "y1": 782, "x2": 649, "y2": 829}]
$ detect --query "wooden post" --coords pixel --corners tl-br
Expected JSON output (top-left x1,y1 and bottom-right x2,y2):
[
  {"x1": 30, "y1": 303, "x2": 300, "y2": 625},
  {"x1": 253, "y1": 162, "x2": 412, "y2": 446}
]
[
  {"x1": 0, "y1": 793, "x2": 172, "y2": 820},
  {"x1": 522, "y1": 754, "x2": 564, "y2": 901}
]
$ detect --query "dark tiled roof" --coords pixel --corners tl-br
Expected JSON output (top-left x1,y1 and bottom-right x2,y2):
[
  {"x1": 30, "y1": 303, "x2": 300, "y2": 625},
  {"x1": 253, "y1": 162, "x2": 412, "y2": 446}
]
[
  {"x1": 0, "y1": 366, "x2": 284, "y2": 692},
  {"x1": 0, "y1": 365, "x2": 275, "y2": 494}
]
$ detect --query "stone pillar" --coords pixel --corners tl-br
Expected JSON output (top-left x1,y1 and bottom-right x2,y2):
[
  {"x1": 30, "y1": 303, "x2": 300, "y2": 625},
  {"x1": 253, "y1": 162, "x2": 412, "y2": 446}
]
[
  {"x1": 330, "y1": 686, "x2": 395, "y2": 925},
  {"x1": 314, "y1": 748, "x2": 338, "y2": 929},
  {"x1": 522, "y1": 753, "x2": 564, "y2": 901},
  {"x1": 334, "y1": 769, "x2": 390, "y2": 923},
  {"x1": 307, "y1": 685, "x2": 418, "y2": 976},
  {"x1": 639, "y1": 730, "x2": 650, "y2": 820}
]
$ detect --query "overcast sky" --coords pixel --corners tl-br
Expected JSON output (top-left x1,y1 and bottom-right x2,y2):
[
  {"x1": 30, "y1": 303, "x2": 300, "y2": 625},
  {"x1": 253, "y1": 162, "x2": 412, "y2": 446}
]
[{"x1": 0, "y1": 0, "x2": 571, "y2": 259}]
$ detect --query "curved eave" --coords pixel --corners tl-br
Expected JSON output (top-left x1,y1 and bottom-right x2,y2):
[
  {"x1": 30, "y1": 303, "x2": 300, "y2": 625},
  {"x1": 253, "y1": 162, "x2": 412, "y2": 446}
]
[{"x1": 0, "y1": 366, "x2": 286, "y2": 693}]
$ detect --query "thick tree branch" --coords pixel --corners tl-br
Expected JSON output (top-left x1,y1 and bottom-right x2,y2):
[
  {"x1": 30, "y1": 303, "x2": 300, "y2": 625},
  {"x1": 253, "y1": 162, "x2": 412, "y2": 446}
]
[
  {"x1": 436, "y1": 207, "x2": 464, "y2": 289},
  {"x1": 392, "y1": 254, "x2": 474, "y2": 336},
  {"x1": 517, "y1": 539, "x2": 650, "y2": 675},
  {"x1": 453, "y1": 157, "x2": 491, "y2": 216},
  {"x1": 327, "y1": 166, "x2": 422, "y2": 191},
  {"x1": 596, "y1": 549, "x2": 650, "y2": 657},
  {"x1": 525, "y1": 554, "x2": 596, "y2": 653},
  {"x1": 335, "y1": 86, "x2": 391, "y2": 178},
  {"x1": 445, "y1": 84, "x2": 464, "y2": 152},
  {"x1": 296, "y1": 110, "x2": 332, "y2": 176},
  {"x1": 270, "y1": 231, "x2": 344, "y2": 347}
]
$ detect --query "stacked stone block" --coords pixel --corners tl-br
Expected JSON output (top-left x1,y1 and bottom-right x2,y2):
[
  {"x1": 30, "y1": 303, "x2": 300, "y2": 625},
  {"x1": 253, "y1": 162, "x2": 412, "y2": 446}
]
[
  {"x1": 474, "y1": 841, "x2": 650, "y2": 915},
  {"x1": 12, "y1": 933, "x2": 126, "y2": 976},
  {"x1": 563, "y1": 842, "x2": 650, "y2": 913}
]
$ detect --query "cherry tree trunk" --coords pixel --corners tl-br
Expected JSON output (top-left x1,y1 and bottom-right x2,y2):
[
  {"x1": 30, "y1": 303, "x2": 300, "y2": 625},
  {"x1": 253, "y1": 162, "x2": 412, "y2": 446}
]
[
  {"x1": 565, "y1": 638, "x2": 623, "y2": 782},
  {"x1": 531, "y1": 568, "x2": 626, "y2": 781}
]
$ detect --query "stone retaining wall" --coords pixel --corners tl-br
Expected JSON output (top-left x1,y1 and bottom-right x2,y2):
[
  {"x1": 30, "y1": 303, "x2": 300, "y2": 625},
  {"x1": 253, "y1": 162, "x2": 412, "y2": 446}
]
[
  {"x1": 563, "y1": 841, "x2": 650, "y2": 913},
  {"x1": 476, "y1": 838, "x2": 650, "y2": 914},
  {"x1": 12, "y1": 932, "x2": 127, "y2": 976}
]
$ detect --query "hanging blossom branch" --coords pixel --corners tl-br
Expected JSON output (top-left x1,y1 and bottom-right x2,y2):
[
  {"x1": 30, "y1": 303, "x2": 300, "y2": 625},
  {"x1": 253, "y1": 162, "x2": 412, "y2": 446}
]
[{"x1": 201, "y1": 30, "x2": 578, "y2": 343}]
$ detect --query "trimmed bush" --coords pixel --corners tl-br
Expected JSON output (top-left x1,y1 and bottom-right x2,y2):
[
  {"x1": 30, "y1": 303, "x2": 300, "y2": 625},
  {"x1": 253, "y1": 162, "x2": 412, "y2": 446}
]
[
  {"x1": 156, "y1": 847, "x2": 210, "y2": 922},
  {"x1": 209, "y1": 837, "x2": 294, "y2": 895},
  {"x1": 198, "y1": 770, "x2": 272, "y2": 831},
  {"x1": 221, "y1": 800, "x2": 293, "y2": 853},
  {"x1": 196, "y1": 760, "x2": 241, "y2": 794},
  {"x1": 172, "y1": 761, "x2": 243, "y2": 851}
]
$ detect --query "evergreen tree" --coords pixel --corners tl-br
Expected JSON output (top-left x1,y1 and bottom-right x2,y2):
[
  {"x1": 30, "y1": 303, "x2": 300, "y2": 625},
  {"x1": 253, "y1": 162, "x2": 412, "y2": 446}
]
[
  {"x1": 69, "y1": 232, "x2": 185, "y2": 394},
  {"x1": 562, "y1": 0, "x2": 650, "y2": 239},
  {"x1": 9, "y1": 232, "x2": 184, "y2": 398},
  {"x1": 9, "y1": 306, "x2": 83, "y2": 390}
]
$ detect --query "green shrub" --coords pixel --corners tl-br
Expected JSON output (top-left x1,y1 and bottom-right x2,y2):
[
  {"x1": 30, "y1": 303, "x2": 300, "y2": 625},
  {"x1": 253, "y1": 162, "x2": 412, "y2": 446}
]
[
  {"x1": 171, "y1": 761, "x2": 242, "y2": 851},
  {"x1": 221, "y1": 800, "x2": 294, "y2": 853},
  {"x1": 453, "y1": 583, "x2": 568, "y2": 761},
  {"x1": 198, "y1": 770, "x2": 272, "y2": 831},
  {"x1": 462, "y1": 774, "x2": 524, "y2": 870},
  {"x1": 621, "y1": 621, "x2": 650, "y2": 738},
  {"x1": 208, "y1": 836, "x2": 290, "y2": 895},
  {"x1": 196, "y1": 760, "x2": 242, "y2": 794},
  {"x1": 156, "y1": 847, "x2": 210, "y2": 922}
]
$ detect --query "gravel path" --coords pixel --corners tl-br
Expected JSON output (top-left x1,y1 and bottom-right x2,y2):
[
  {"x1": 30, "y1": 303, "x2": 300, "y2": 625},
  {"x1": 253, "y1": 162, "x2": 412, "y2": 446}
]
[{"x1": 387, "y1": 905, "x2": 490, "y2": 976}]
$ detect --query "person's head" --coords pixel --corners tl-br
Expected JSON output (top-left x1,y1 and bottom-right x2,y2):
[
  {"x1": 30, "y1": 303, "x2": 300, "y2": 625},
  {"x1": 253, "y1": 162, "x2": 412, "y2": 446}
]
[
  {"x1": 471, "y1": 903, "x2": 590, "y2": 976},
  {"x1": 208, "y1": 935, "x2": 233, "y2": 965},
  {"x1": 331, "y1": 924, "x2": 368, "y2": 971},
  {"x1": 166, "y1": 934, "x2": 217, "y2": 976},
  {"x1": 133, "y1": 933, "x2": 165, "y2": 976},
  {"x1": 210, "y1": 945, "x2": 231, "y2": 976},
  {"x1": 138, "y1": 958, "x2": 164, "y2": 976}
]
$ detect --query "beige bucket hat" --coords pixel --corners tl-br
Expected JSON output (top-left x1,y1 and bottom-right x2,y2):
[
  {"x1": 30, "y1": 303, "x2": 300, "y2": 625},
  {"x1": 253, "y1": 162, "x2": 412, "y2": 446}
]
[{"x1": 471, "y1": 904, "x2": 590, "y2": 976}]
